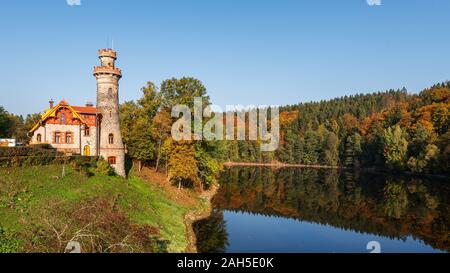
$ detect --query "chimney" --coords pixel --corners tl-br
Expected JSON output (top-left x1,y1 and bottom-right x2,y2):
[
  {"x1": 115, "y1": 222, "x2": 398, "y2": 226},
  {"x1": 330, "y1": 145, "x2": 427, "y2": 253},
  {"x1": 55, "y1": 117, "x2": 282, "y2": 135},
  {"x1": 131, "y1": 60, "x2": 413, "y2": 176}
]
[
  {"x1": 86, "y1": 102, "x2": 94, "y2": 107},
  {"x1": 49, "y1": 99, "x2": 54, "y2": 108}
]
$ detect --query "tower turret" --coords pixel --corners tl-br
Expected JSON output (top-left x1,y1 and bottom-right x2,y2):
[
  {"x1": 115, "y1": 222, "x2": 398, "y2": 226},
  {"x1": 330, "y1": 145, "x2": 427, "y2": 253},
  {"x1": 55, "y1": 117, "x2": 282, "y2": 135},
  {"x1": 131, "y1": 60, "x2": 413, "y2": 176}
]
[{"x1": 93, "y1": 49, "x2": 126, "y2": 177}]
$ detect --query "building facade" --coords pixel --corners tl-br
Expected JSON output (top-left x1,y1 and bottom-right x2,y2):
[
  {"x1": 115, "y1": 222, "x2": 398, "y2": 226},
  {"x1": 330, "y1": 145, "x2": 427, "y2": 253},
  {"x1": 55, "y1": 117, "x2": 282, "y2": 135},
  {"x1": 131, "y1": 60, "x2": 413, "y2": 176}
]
[{"x1": 30, "y1": 49, "x2": 126, "y2": 177}]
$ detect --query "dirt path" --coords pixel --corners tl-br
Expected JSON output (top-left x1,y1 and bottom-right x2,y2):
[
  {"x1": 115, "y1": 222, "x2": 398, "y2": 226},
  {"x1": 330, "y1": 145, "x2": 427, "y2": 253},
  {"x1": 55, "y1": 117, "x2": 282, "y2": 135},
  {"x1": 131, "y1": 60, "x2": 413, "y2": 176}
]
[{"x1": 184, "y1": 185, "x2": 219, "y2": 253}]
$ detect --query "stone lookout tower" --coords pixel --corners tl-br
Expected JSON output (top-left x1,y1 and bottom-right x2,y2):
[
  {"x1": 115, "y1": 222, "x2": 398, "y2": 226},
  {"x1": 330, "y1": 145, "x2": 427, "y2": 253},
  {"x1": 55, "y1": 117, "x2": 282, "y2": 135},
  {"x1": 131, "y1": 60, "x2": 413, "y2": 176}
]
[{"x1": 93, "y1": 49, "x2": 126, "y2": 177}]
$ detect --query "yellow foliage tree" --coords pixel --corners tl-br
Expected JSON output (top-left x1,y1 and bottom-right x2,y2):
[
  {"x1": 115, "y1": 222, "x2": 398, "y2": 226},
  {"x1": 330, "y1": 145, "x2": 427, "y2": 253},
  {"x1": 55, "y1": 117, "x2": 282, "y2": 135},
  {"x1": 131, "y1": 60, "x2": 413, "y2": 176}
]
[{"x1": 168, "y1": 142, "x2": 200, "y2": 189}]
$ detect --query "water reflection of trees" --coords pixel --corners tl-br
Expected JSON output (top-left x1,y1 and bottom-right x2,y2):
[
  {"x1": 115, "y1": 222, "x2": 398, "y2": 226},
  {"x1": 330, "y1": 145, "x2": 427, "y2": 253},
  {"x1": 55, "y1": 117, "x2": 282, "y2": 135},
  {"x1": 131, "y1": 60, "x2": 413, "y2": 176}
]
[
  {"x1": 192, "y1": 210, "x2": 228, "y2": 253},
  {"x1": 196, "y1": 167, "x2": 449, "y2": 252}
]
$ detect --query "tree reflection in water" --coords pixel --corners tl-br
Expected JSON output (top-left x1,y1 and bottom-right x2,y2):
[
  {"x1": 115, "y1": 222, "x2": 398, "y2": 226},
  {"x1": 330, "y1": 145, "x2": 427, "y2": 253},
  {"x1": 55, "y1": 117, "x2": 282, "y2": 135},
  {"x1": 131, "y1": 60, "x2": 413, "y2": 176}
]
[
  {"x1": 194, "y1": 167, "x2": 449, "y2": 253},
  {"x1": 193, "y1": 210, "x2": 228, "y2": 253}
]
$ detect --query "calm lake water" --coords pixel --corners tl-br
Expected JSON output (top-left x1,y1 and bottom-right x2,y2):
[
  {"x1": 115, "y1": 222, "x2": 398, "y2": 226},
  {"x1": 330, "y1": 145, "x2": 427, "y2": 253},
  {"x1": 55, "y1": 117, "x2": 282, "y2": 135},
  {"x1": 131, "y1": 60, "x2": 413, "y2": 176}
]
[{"x1": 193, "y1": 167, "x2": 449, "y2": 253}]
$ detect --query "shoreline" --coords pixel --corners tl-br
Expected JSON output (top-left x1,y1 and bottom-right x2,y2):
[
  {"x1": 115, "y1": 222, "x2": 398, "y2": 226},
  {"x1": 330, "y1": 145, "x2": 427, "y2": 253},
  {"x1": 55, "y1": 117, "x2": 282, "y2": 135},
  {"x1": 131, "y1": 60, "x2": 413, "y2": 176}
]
[
  {"x1": 223, "y1": 162, "x2": 449, "y2": 179},
  {"x1": 184, "y1": 185, "x2": 219, "y2": 253},
  {"x1": 223, "y1": 161, "x2": 348, "y2": 169}
]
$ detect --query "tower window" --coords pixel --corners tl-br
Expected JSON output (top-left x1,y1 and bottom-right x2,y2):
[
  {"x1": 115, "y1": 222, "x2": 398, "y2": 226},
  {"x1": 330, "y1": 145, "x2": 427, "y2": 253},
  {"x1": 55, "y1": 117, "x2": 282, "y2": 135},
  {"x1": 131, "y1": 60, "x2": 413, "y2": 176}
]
[
  {"x1": 108, "y1": 156, "x2": 117, "y2": 165},
  {"x1": 108, "y1": 88, "x2": 113, "y2": 98},
  {"x1": 54, "y1": 132, "x2": 61, "y2": 144},
  {"x1": 65, "y1": 132, "x2": 73, "y2": 144},
  {"x1": 36, "y1": 134, "x2": 42, "y2": 143},
  {"x1": 84, "y1": 127, "x2": 90, "y2": 137},
  {"x1": 108, "y1": 133, "x2": 114, "y2": 144}
]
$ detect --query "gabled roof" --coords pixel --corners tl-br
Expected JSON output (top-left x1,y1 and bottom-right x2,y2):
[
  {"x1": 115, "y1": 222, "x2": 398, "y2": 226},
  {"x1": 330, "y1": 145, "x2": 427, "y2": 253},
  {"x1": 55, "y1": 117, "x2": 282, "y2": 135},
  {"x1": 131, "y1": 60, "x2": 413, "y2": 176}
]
[
  {"x1": 29, "y1": 100, "x2": 96, "y2": 133},
  {"x1": 72, "y1": 106, "x2": 98, "y2": 114}
]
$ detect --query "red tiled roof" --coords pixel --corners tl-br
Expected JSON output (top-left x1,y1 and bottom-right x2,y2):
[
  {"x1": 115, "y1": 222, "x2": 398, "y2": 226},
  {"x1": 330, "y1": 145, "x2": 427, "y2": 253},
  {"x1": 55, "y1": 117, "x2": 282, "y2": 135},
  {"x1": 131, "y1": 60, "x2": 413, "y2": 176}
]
[{"x1": 72, "y1": 106, "x2": 98, "y2": 114}]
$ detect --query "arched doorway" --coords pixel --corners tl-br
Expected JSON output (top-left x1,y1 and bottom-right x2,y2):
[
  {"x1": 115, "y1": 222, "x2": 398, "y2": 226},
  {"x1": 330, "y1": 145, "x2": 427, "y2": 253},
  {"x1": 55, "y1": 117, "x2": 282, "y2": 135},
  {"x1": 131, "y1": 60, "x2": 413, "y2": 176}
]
[{"x1": 83, "y1": 145, "x2": 91, "y2": 156}]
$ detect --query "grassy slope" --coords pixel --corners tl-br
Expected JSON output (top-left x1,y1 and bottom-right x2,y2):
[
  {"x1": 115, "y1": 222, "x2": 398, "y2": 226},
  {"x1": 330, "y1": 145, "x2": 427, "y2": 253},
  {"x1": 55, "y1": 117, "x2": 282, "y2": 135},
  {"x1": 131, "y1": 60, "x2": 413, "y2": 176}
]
[{"x1": 0, "y1": 165, "x2": 198, "y2": 253}]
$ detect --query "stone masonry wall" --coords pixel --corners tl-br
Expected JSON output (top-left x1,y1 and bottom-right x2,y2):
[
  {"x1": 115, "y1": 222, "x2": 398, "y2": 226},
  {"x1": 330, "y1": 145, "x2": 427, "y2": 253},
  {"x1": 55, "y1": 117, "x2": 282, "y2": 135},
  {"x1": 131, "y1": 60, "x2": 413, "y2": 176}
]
[{"x1": 95, "y1": 52, "x2": 126, "y2": 177}]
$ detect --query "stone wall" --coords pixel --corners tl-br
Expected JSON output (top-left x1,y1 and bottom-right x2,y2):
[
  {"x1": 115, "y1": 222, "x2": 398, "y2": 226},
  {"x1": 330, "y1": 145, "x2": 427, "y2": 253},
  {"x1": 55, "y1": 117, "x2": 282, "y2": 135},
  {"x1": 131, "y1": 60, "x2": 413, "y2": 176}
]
[
  {"x1": 32, "y1": 126, "x2": 46, "y2": 143},
  {"x1": 46, "y1": 124, "x2": 80, "y2": 153},
  {"x1": 32, "y1": 124, "x2": 98, "y2": 156},
  {"x1": 95, "y1": 50, "x2": 126, "y2": 177},
  {"x1": 80, "y1": 126, "x2": 98, "y2": 156}
]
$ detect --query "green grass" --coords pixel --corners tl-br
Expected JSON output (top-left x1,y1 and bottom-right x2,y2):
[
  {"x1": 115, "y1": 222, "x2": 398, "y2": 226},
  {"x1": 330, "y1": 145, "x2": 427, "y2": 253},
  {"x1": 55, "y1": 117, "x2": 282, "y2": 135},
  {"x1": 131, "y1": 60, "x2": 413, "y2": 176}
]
[{"x1": 0, "y1": 165, "x2": 195, "y2": 253}]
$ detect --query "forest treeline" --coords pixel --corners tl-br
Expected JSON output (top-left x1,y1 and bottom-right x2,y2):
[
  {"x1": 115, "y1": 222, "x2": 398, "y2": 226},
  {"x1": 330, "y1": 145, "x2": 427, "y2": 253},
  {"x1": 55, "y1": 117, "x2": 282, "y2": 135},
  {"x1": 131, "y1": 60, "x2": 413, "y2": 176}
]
[
  {"x1": 1, "y1": 80, "x2": 449, "y2": 181},
  {"x1": 227, "y1": 82, "x2": 450, "y2": 175}
]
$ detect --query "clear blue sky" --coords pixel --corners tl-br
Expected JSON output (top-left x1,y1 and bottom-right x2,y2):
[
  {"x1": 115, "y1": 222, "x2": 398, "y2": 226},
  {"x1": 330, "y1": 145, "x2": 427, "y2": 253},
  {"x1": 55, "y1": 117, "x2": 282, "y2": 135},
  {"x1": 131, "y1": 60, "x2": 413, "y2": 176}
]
[{"x1": 1, "y1": 0, "x2": 449, "y2": 116}]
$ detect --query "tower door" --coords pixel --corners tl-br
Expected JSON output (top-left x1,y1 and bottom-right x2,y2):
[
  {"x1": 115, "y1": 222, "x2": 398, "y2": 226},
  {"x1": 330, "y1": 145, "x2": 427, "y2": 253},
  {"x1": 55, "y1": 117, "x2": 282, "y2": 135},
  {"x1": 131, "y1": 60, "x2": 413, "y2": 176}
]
[{"x1": 83, "y1": 145, "x2": 91, "y2": 156}]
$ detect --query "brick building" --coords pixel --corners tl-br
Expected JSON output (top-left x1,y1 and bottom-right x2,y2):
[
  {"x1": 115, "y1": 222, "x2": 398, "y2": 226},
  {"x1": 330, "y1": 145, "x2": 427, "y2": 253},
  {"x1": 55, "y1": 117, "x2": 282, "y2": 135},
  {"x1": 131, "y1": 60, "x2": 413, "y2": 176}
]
[{"x1": 29, "y1": 49, "x2": 126, "y2": 177}]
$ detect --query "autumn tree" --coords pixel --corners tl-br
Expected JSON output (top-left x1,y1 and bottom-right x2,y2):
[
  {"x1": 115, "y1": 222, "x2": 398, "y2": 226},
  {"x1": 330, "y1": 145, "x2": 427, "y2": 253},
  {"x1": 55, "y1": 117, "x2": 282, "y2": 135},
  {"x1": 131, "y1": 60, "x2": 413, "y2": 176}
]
[
  {"x1": 323, "y1": 132, "x2": 340, "y2": 166},
  {"x1": 301, "y1": 129, "x2": 320, "y2": 164},
  {"x1": 168, "y1": 142, "x2": 199, "y2": 189},
  {"x1": 152, "y1": 111, "x2": 172, "y2": 171},
  {"x1": 382, "y1": 125, "x2": 408, "y2": 169},
  {"x1": 407, "y1": 144, "x2": 439, "y2": 173},
  {"x1": 159, "y1": 77, "x2": 224, "y2": 190},
  {"x1": 344, "y1": 133, "x2": 362, "y2": 168},
  {"x1": 120, "y1": 82, "x2": 161, "y2": 171}
]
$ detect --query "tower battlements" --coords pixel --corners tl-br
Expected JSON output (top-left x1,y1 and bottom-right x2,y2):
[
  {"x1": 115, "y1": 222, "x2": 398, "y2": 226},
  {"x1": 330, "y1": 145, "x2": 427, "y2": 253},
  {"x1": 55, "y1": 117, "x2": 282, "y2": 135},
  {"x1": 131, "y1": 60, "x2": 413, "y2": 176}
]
[
  {"x1": 96, "y1": 48, "x2": 119, "y2": 71},
  {"x1": 98, "y1": 48, "x2": 117, "y2": 59}
]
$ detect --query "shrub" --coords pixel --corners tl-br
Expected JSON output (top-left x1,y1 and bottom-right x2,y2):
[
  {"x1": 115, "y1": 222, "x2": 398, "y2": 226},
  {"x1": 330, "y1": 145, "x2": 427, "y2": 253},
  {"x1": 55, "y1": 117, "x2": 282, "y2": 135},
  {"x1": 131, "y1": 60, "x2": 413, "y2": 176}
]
[
  {"x1": 0, "y1": 146, "x2": 116, "y2": 177},
  {"x1": 29, "y1": 144, "x2": 54, "y2": 150},
  {"x1": 0, "y1": 146, "x2": 63, "y2": 167},
  {"x1": 0, "y1": 146, "x2": 59, "y2": 157},
  {"x1": 95, "y1": 160, "x2": 115, "y2": 176}
]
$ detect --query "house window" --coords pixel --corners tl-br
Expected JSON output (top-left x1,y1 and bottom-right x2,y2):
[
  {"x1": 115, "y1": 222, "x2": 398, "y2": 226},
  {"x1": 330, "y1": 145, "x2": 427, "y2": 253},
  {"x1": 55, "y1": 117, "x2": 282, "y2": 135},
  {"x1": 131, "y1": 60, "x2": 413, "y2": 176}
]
[
  {"x1": 65, "y1": 132, "x2": 73, "y2": 144},
  {"x1": 108, "y1": 133, "x2": 114, "y2": 144},
  {"x1": 36, "y1": 134, "x2": 42, "y2": 143},
  {"x1": 108, "y1": 156, "x2": 117, "y2": 165},
  {"x1": 60, "y1": 113, "x2": 66, "y2": 125},
  {"x1": 54, "y1": 132, "x2": 61, "y2": 144},
  {"x1": 84, "y1": 127, "x2": 90, "y2": 137}
]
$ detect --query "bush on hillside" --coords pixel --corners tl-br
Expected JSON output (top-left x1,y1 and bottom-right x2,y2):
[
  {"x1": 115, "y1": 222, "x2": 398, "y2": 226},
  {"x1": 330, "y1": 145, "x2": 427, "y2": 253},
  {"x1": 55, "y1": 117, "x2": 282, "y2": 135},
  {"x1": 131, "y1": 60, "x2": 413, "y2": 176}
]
[{"x1": 95, "y1": 160, "x2": 115, "y2": 176}]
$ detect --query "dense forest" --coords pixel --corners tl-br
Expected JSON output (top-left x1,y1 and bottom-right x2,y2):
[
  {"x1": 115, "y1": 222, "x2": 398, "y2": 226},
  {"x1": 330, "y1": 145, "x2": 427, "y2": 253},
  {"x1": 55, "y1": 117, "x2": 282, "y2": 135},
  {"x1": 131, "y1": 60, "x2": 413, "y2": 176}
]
[
  {"x1": 1, "y1": 80, "x2": 449, "y2": 182},
  {"x1": 227, "y1": 82, "x2": 450, "y2": 175}
]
